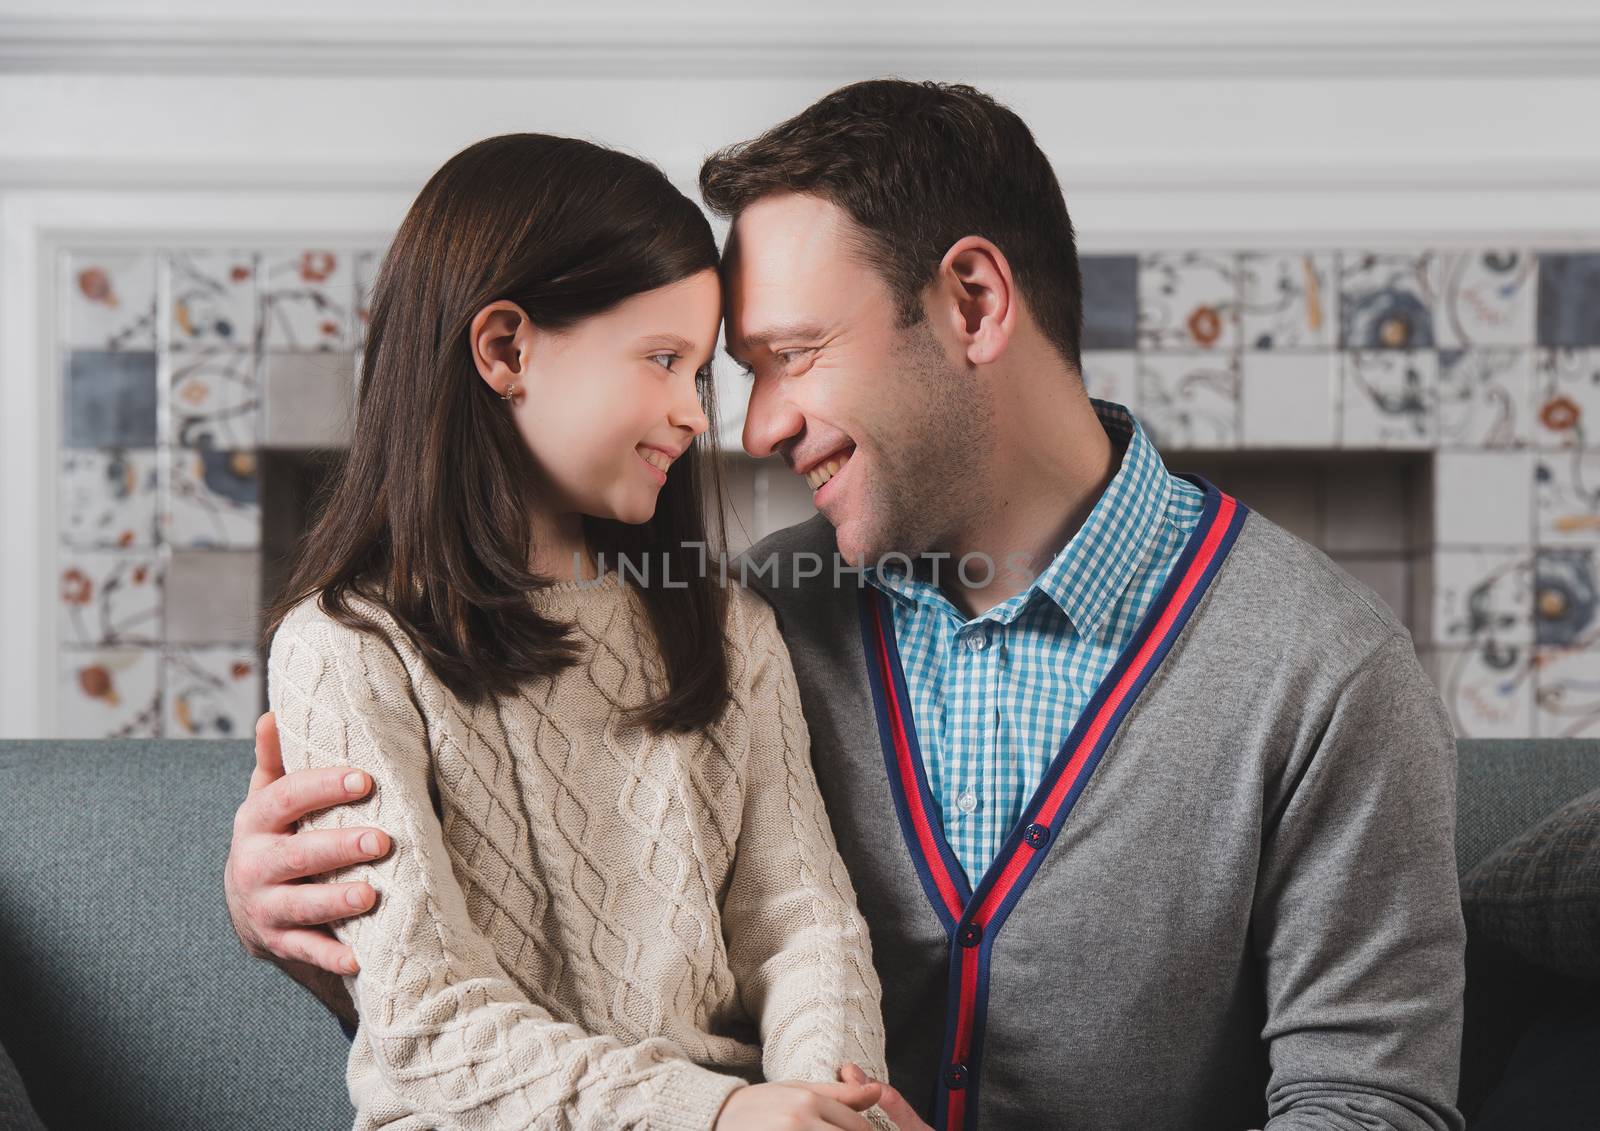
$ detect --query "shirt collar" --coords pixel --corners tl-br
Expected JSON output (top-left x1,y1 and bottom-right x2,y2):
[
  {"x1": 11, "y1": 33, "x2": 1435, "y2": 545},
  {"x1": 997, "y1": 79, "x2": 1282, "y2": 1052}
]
[{"x1": 865, "y1": 398, "x2": 1173, "y2": 645}]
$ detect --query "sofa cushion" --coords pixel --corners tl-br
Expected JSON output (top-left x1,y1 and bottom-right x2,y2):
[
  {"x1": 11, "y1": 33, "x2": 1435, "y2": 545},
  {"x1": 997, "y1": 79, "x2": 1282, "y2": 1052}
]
[{"x1": 1461, "y1": 787, "x2": 1600, "y2": 982}]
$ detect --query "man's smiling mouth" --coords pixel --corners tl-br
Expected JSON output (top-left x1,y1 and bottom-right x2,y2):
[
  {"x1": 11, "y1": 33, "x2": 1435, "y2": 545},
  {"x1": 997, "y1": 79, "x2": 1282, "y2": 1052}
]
[{"x1": 803, "y1": 445, "x2": 855, "y2": 492}]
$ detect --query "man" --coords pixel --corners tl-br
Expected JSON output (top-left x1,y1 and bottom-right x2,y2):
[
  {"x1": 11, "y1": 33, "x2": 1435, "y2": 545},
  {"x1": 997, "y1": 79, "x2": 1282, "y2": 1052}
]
[{"x1": 226, "y1": 80, "x2": 1465, "y2": 1129}]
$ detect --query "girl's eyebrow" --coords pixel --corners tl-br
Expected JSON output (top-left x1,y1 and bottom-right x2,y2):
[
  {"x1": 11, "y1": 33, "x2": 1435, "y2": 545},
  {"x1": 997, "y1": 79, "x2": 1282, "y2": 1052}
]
[{"x1": 637, "y1": 333, "x2": 698, "y2": 353}]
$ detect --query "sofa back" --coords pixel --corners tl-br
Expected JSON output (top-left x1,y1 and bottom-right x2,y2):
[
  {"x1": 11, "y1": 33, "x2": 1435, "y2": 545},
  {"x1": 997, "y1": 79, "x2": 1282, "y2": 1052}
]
[{"x1": 2, "y1": 737, "x2": 1598, "y2": 1129}]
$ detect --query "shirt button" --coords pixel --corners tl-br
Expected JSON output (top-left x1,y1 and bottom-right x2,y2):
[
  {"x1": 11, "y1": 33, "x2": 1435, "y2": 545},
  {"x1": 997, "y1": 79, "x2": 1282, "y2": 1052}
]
[
  {"x1": 944, "y1": 1063, "x2": 968, "y2": 1090},
  {"x1": 962, "y1": 627, "x2": 987, "y2": 652},
  {"x1": 956, "y1": 786, "x2": 978, "y2": 815}
]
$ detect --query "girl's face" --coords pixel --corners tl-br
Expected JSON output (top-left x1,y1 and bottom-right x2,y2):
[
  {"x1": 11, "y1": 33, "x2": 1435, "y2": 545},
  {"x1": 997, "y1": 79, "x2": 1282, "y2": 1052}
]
[{"x1": 470, "y1": 269, "x2": 719, "y2": 526}]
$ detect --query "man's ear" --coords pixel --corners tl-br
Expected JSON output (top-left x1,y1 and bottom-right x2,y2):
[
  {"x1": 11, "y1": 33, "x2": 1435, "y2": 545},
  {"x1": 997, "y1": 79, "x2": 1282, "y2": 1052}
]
[
  {"x1": 468, "y1": 300, "x2": 535, "y2": 397},
  {"x1": 933, "y1": 236, "x2": 1015, "y2": 367}
]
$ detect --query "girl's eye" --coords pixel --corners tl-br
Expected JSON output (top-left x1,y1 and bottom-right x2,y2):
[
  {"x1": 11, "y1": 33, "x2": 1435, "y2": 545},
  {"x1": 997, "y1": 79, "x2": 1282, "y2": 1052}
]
[{"x1": 648, "y1": 352, "x2": 678, "y2": 370}]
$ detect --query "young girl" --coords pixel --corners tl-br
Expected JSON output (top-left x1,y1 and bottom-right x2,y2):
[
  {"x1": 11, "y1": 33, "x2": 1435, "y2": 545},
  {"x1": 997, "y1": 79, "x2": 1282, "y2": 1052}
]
[{"x1": 265, "y1": 134, "x2": 893, "y2": 1130}]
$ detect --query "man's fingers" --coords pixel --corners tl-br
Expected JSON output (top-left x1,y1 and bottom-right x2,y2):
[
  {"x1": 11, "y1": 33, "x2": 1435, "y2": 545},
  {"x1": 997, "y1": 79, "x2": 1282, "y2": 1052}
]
[
  {"x1": 248, "y1": 712, "x2": 284, "y2": 794},
  {"x1": 259, "y1": 824, "x2": 390, "y2": 884},
  {"x1": 261, "y1": 879, "x2": 378, "y2": 928},
  {"x1": 273, "y1": 927, "x2": 360, "y2": 976},
  {"x1": 236, "y1": 765, "x2": 373, "y2": 837}
]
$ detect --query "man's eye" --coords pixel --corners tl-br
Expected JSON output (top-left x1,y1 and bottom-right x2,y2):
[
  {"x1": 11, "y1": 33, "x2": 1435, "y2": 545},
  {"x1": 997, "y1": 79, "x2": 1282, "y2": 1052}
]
[
  {"x1": 777, "y1": 349, "x2": 813, "y2": 367},
  {"x1": 648, "y1": 353, "x2": 678, "y2": 370}
]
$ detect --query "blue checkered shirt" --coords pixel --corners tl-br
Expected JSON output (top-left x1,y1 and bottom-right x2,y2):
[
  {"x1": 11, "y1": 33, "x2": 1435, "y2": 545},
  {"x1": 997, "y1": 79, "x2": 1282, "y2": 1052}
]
[{"x1": 864, "y1": 399, "x2": 1206, "y2": 886}]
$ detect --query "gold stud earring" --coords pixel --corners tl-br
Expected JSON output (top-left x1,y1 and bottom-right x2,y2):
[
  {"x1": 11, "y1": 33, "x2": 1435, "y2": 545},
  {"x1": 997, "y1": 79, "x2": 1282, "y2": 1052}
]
[{"x1": 500, "y1": 382, "x2": 520, "y2": 402}]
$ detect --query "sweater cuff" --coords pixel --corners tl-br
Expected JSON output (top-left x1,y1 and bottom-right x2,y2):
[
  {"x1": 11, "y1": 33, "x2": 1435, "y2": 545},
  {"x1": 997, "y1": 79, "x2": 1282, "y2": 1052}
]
[{"x1": 648, "y1": 1060, "x2": 747, "y2": 1131}]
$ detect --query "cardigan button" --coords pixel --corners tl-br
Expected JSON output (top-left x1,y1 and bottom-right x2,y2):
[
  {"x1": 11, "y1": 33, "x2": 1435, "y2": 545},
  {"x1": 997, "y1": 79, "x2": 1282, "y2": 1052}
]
[
  {"x1": 1023, "y1": 823, "x2": 1050, "y2": 848},
  {"x1": 957, "y1": 923, "x2": 981, "y2": 948},
  {"x1": 944, "y1": 1063, "x2": 968, "y2": 1090}
]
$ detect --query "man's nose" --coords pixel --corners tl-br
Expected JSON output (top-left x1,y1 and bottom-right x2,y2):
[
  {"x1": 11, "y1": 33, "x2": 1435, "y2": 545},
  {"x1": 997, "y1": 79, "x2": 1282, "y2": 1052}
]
[{"x1": 741, "y1": 376, "x2": 804, "y2": 460}]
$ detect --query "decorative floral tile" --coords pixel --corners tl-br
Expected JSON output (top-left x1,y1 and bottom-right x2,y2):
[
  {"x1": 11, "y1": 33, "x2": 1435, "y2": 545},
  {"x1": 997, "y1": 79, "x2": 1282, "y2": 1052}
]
[
  {"x1": 1134, "y1": 354, "x2": 1240, "y2": 448},
  {"x1": 1341, "y1": 350, "x2": 1438, "y2": 448},
  {"x1": 1136, "y1": 252, "x2": 1239, "y2": 352},
  {"x1": 1434, "y1": 250, "x2": 1537, "y2": 348},
  {"x1": 1437, "y1": 349, "x2": 1534, "y2": 449},
  {"x1": 58, "y1": 551, "x2": 163, "y2": 647},
  {"x1": 1424, "y1": 643, "x2": 1534, "y2": 738},
  {"x1": 60, "y1": 449, "x2": 160, "y2": 549},
  {"x1": 64, "y1": 251, "x2": 158, "y2": 351},
  {"x1": 58, "y1": 647, "x2": 162, "y2": 738},
  {"x1": 1534, "y1": 645, "x2": 1600, "y2": 737},
  {"x1": 1239, "y1": 353, "x2": 1338, "y2": 448},
  {"x1": 1080, "y1": 256, "x2": 1139, "y2": 350},
  {"x1": 1339, "y1": 251, "x2": 1436, "y2": 350},
  {"x1": 165, "y1": 250, "x2": 259, "y2": 352},
  {"x1": 1536, "y1": 252, "x2": 1600, "y2": 348},
  {"x1": 64, "y1": 350, "x2": 159, "y2": 448},
  {"x1": 1435, "y1": 451, "x2": 1535, "y2": 547},
  {"x1": 1532, "y1": 348, "x2": 1600, "y2": 451},
  {"x1": 163, "y1": 647, "x2": 261, "y2": 737},
  {"x1": 1535, "y1": 547, "x2": 1600, "y2": 647},
  {"x1": 1238, "y1": 252, "x2": 1336, "y2": 350},
  {"x1": 1079, "y1": 351, "x2": 1138, "y2": 409},
  {"x1": 1535, "y1": 448, "x2": 1600, "y2": 544},
  {"x1": 168, "y1": 351, "x2": 261, "y2": 448},
  {"x1": 163, "y1": 448, "x2": 261, "y2": 549},
  {"x1": 259, "y1": 249, "x2": 356, "y2": 352},
  {"x1": 1429, "y1": 548, "x2": 1535, "y2": 648}
]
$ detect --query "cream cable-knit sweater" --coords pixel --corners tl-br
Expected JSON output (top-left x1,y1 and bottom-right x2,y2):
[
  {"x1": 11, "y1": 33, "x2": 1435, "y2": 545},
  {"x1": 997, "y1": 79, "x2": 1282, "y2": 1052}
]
[{"x1": 268, "y1": 574, "x2": 892, "y2": 1130}]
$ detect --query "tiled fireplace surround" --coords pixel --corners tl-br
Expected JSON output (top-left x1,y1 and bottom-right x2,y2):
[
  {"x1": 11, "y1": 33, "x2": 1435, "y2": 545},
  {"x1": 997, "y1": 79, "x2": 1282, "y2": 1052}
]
[{"x1": 52, "y1": 246, "x2": 1600, "y2": 740}]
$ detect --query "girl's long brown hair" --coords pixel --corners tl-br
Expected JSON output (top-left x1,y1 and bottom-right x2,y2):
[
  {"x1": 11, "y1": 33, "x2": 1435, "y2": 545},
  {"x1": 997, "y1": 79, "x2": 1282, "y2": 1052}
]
[{"x1": 264, "y1": 133, "x2": 731, "y2": 733}]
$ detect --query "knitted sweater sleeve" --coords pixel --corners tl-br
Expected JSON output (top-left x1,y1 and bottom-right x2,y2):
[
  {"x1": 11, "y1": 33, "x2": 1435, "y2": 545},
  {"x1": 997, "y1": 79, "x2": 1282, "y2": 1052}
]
[
  {"x1": 719, "y1": 594, "x2": 894, "y2": 1128},
  {"x1": 267, "y1": 600, "x2": 747, "y2": 1131}
]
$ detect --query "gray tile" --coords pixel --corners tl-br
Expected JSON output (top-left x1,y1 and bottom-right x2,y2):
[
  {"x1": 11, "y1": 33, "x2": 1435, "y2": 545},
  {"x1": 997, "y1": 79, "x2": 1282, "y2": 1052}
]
[
  {"x1": 260, "y1": 350, "x2": 357, "y2": 447},
  {"x1": 165, "y1": 549, "x2": 260, "y2": 645},
  {"x1": 1080, "y1": 256, "x2": 1138, "y2": 350},
  {"x1": 64, "y1": 350, "x2": 158, "y2": 447},
  {"x1": 1537, "y1": 252, "x2": 1600, "y2": 348}
]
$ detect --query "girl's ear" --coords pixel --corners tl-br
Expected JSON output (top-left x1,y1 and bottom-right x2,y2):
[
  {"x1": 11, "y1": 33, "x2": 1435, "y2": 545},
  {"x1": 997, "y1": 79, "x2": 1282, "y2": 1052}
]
[{"x1": 468, "y1": 300, "x2": 536, "y2": 399}]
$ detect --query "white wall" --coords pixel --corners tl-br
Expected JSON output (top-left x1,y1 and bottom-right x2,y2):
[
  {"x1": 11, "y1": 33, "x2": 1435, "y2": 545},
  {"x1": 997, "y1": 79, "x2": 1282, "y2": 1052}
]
[{"x1": 3, "y1": 0, "x2": 1599, "y2": 734}]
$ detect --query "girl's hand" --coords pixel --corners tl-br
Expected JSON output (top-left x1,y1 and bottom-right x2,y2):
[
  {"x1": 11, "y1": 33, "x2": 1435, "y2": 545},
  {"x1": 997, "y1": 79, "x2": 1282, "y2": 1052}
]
[
  {"x1": 712, "y1": 1079, "x2": 882, "y2": 1130},
  {"x1": 838, "y1": 1063, "x2": 933, "y2": 1131}
]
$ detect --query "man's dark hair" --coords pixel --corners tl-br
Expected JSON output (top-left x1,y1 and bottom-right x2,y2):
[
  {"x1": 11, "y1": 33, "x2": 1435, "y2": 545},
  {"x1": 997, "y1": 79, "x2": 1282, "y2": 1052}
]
[{"x1": 700, "y1": 79, "x2": 1084, "y2": 372}]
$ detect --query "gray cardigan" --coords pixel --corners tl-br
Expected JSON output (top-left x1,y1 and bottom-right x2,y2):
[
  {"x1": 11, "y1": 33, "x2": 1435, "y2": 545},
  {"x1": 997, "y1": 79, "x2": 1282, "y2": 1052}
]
[{"x1": 736, "y1": 476, "x2": 1465, "y2": 1131}]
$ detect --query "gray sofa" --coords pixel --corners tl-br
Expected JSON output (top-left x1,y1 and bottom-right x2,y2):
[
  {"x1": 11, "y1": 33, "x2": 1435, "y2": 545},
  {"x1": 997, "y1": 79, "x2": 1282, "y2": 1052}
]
[{"x1": 1, "y1": 738, "x2": 1597, "y2": 1130}]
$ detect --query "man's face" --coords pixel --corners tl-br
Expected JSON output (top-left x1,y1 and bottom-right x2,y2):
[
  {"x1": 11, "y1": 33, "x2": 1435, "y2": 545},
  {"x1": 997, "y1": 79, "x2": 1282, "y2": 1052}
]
[{"x1": 723, "y1": 193, "x2": 990, "y2": 565}]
